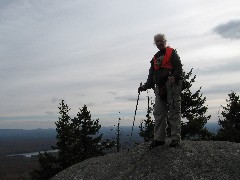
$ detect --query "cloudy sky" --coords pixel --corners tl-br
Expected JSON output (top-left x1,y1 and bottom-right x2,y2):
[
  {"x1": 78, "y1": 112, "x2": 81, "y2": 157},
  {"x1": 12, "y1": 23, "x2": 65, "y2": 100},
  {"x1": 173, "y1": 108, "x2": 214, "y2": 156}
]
[{"x1": 0, "y1": 0, "x2": 240, "y2": 129}]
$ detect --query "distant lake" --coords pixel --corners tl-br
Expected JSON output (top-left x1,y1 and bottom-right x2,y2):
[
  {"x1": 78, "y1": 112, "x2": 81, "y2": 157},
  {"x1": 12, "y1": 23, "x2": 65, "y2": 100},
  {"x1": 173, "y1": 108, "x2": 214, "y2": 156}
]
[{"x1": 7, "y1": 149, "x2": 58, "y2": 158}]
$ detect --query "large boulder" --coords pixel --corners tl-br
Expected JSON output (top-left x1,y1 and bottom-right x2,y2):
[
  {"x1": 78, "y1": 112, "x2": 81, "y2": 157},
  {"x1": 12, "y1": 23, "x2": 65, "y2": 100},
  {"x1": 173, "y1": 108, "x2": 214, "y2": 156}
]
[{"x1": 53, "y1": 140, "x2": 240, "y2": 180}]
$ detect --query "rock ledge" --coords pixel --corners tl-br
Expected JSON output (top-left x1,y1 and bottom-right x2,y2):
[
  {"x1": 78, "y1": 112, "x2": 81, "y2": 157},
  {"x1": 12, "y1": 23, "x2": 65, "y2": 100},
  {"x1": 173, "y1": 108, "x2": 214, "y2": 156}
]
[{"x1": 53, "y1": 140, "x2": 240, "y2": 180}]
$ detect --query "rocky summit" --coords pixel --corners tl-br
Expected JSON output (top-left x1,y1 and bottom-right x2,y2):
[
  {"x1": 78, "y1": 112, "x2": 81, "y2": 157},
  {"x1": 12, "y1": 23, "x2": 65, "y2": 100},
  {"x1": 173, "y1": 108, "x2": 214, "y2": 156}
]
[{"x1": 53, "y1": 140, "x2": 240, "y2": 180}]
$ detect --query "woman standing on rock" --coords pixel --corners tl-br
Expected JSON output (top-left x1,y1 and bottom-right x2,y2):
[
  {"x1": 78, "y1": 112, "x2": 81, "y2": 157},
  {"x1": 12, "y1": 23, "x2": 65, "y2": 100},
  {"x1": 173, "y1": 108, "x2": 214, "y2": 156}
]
[{"x1": 138, "y1": 34, "x2": 183, "y2": 149}]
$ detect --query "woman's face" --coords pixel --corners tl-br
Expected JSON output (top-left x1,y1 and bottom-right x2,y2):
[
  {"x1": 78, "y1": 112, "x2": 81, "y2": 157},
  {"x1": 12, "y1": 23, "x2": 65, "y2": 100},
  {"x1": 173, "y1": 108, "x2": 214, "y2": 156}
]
[{"x1": 154, "y1": 37, "x2": 166, "y2": 50}]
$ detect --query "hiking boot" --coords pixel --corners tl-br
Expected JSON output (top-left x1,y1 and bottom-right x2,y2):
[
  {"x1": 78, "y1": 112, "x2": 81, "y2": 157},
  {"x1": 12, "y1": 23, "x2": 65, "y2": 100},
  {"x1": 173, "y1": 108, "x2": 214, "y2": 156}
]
[
  {"x1": 149, "y1": 140, "x2": 165, "y2": 149},
  {"x1": 169, "y1": 140, "x2": 180, "y2": 147}
]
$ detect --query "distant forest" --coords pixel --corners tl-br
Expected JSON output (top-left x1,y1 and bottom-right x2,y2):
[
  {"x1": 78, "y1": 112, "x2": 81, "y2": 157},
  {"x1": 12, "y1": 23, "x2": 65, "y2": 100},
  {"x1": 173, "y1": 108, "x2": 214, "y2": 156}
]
[{"x1": 0, "y1": 123, "x2": 218, "y2": 156}]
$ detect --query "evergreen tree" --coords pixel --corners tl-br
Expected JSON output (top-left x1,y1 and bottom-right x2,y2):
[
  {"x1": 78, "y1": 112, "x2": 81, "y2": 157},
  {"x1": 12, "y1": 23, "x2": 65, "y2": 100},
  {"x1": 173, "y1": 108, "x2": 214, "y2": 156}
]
[
  {"x1": 139, "y1": 92, "x2": 154, "y2": 142},
  {"x1": 55, "y1": 101, "x2": 104, "y2": 168},
  {"x1": 181, "y1": 68, "x2": 213, "y2": 140},
  {"x1": 31, "y1": 100, "x2": 111, "y2": 179},
  {"x1": 55, "y1": 100, "x2": 73, "y2": 169},
  {"x1": 217, "y1": 92, "x2": 240, "y2": 143},
  {"x1": 139, "y1": 69, "x2": 213, "y2": 141},
  {"x1": 30, "y1": 151, "x2": 59, "y2": 180},
  {"x1": 116, "y1": 112, "x2": 121, "y2": 152},
  {"x1": 70, "y1": 104, "x2": 104, "y2": 162}
]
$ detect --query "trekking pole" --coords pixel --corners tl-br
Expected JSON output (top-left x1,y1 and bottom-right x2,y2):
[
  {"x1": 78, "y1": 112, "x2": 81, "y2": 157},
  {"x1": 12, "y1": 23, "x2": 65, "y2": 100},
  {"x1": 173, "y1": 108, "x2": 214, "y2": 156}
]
[{"x1": 129, "y1": 82, "x2": 142, "y2": 150}]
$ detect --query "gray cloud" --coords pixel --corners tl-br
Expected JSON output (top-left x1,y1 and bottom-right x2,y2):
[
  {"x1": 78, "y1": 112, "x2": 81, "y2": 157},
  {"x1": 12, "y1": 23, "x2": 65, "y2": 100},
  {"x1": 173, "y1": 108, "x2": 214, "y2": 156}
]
[
  {"x1": 45, "y1": 111, "x2": 54, "y2": 115},
  {"x1": 194, "y1": 57, "x2": 240, "y2": 75},
  {"x1": 76, "y1": 93, "x2": 86, "y2": 97},
  {"x1": 203, "y1": 83, "x2": 240, "y2": 95},
  {"x1": 108, "y1": 91, "x2": 118, "y2": 95},
  {"x1": 115, "y1": 95, "x2": 145, "y2": 102},
  {"x1": 51, "y1": 97, "x2": 62, "y2": 104},
  {"x1": 214, "y1": 20, "x2": 240, "y2": 39},
  {"x1": 86, "y1": 102, "x2": 95, "y2": 107}
]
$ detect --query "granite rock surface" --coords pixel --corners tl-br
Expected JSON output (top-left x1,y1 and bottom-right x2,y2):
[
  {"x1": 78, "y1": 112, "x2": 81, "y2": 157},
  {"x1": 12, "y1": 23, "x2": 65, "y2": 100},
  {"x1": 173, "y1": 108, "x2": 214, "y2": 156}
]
[{"x1": 52, "y1": 140, "x2": 240, "y2": 180}]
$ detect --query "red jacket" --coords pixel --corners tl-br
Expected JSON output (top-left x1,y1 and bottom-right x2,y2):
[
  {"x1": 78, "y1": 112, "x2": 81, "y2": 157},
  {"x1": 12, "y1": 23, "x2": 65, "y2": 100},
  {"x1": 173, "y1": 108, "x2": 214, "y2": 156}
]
[{"x1": 153, "y1": 47, "x2": 173, "y2": 70}]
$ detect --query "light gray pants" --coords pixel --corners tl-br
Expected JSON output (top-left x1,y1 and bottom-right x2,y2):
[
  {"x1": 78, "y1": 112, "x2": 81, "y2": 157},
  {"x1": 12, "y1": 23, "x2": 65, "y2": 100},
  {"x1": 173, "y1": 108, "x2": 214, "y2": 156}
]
[{"x1": 153, "y1": 80, "x2": 181, "y2": 142}]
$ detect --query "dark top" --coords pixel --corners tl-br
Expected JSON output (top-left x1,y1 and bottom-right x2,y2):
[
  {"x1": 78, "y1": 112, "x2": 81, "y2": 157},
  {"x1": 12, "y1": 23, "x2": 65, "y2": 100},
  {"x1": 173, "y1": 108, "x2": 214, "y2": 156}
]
[{"x1": 144, "y1": 48, "x2": 183, "y2": 89}]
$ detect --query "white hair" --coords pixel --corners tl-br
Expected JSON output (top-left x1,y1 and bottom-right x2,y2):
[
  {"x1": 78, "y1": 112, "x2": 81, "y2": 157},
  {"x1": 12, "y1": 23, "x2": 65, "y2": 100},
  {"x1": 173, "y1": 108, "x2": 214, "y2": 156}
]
[{"x1": 154, "y1": 34, "x2": 167, "y2": 43}]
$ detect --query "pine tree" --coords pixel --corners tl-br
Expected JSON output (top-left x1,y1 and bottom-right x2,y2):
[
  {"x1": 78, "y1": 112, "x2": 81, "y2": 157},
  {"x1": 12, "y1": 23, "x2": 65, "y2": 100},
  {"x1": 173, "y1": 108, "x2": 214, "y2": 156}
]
[
  {"x1": 55, "y1": 101, "x2": 104, "y2": 168},
  {"x1": 139, "y1": 69, "x2": 213, "y2": 141},
  {"x1": 217, "y1": 92, "x2": 240, "y2": 143},
  {"x1": 70, "y1": 104, "x2": 104, "y2": 162},
  {"x1": 139, "y1": 92, "x2": 154, "y2": 142},
  {"x1": 116, "y1": 112, "x2": 121, "y2": 152},
  {"x1": 181, "y1": 68, "x2": 213, "y2": 140},
  {"x1": 31, "y1": 100, "x2": 111, "y2": 179},
  {"x1": 30, "y1": 151, "x2": 59, "y2": 180},
  {"x1": 55, "y1": 100, "x2": 73, "y2": 169}
]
